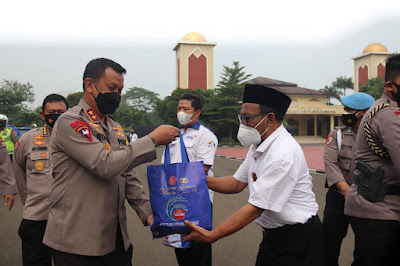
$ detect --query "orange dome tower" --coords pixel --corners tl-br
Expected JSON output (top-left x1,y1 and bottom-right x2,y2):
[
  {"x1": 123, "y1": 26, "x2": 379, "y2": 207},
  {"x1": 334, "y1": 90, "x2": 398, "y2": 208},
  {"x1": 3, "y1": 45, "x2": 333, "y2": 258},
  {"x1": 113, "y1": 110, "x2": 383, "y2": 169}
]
[
  {"x1": 173, "y1": 32, "x2": 217, "y2": 90},
  {"x1": 352, "y1": 43, "x2": 391, "y2": 92}
]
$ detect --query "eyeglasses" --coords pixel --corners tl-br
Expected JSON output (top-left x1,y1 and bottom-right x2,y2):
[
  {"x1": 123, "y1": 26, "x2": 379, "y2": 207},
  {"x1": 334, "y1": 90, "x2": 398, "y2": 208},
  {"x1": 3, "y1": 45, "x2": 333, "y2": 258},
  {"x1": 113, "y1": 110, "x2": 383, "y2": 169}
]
[{"x1": 238, "y1": 113, "x2": 265, "y2": 125}]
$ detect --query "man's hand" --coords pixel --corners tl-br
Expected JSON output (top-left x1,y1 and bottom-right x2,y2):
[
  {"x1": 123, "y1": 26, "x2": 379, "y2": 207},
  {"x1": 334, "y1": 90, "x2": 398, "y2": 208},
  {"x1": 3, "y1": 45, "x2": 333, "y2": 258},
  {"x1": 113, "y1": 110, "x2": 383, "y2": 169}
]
[
  {"x1": 4, "y1": 194, "x2": 15, "y2": 211},
  {"x1": 181, "y1": 220, "x2": 216, "y2": 243},
  {"x1": 149, "y1": 125, "x2": 179, "y2": 145},
  {"x1": 146, "y1": 214, "x2": 154, "y2": 227}
]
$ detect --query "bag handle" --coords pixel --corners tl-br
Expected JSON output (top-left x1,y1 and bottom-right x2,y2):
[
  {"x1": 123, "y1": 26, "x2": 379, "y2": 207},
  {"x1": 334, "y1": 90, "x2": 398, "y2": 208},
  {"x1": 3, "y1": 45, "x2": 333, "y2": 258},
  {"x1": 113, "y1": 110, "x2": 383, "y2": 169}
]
[{"x1": 164, "y1": 130, "x2": 189, "y2": 164}]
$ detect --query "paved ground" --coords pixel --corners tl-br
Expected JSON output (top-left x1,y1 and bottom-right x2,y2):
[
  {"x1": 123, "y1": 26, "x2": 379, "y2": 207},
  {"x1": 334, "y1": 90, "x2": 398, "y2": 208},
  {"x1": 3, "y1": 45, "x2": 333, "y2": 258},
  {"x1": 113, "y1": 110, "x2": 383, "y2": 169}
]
[{"x1": 1, "y1": 146, "x2": 354, "y2": 266}]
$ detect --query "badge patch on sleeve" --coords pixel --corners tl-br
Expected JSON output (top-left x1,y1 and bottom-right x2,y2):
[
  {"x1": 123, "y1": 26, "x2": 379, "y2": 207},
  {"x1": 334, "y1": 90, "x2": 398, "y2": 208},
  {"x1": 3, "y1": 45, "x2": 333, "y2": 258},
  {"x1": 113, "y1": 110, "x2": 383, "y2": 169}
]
[
  {"x1": 326, "y1": 134, "x2": 334, "y2": 145},
  {"x1": 70, "y1": 120, "x2": 92, "y2": 142}
]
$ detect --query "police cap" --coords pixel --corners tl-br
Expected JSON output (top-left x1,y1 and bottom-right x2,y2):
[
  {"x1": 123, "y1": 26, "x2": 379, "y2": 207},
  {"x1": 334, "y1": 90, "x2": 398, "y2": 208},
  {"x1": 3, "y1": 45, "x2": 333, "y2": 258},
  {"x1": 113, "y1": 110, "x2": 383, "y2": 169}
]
[{"x1": 341, "y1": 92, "x2": 375, "y2": 110}]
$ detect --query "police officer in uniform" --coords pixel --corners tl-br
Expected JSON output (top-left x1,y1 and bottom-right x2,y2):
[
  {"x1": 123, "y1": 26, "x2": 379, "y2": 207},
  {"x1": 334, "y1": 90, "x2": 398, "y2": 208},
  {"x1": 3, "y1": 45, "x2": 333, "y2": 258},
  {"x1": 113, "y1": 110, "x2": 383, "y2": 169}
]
[
  {"x1": 323, "y1": 92, "x2": 374, "y2": 266},
  {"x1": 183, "y1": 84, "x2": 323, "y2": 266},
  {"x1": 13, "y1": 94, "x2": 69, "y2": 266},
  {"x1": 42, "y1": 58, "x2": 179, "y2": 266},
  {"x1": 0, "y1": 135, "x2": 17, "y2": 211},
  {"x1": 344, "y1": 54, "x2": 400, "y2": 265},
  {"x1": 0, "y1": 114, "x2": 19, "y2": 161},
  {"x1": 162, "y1": 92, "x2": 218, "y2": 266}
]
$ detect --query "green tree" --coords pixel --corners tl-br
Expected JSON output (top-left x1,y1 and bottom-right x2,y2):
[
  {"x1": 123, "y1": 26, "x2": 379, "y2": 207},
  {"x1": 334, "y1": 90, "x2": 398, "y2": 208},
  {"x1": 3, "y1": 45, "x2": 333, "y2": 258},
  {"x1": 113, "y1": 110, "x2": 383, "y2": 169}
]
[
  {"x1": 67, "y1": 91, "x2": 84, "y2": 107},
  {"x1": 0, "y1": 79, "x2": 35, "y2": 125},
  {"x1": 319, "y1": 85, "x2": 342, "y2": 105},
  {"x1": 332, "y1": 76, "x2": 354, "y2": 96},
  {"x1": 123, "y1": 87, "x2": 160, "y2": 112},
  {"x1": 203, "y1": 61, "x2": 251, "y2": 145},
  {"x1": 359, "y1": 77, "x2": 385, "y2": 100}
]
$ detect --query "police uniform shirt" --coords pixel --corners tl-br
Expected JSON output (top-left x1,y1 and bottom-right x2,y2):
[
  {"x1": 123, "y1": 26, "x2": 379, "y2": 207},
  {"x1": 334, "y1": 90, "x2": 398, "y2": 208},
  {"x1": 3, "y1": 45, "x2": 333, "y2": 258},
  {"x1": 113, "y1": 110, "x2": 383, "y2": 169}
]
[
  {"x1": 162, "y1": 121, "x2": 218, "y2": 202},
  {"x1": 43, "y1": 99, "x2": 156, "y2": 256},
  {"x1": 0, "y1": 136, "x2": 17, "y2": 196},
  {"x1": 233, "y1": 125, "x2": 319, "y2": 229},
  {"x1": 13, "y1": 126, "x2": 52, "y2": 220},
  {"x1": 345, "y1": 93, "x2": 400, "y2": 221},
  {"x1": 324, "y1": 126, "x2": 357, "y2": 187}
]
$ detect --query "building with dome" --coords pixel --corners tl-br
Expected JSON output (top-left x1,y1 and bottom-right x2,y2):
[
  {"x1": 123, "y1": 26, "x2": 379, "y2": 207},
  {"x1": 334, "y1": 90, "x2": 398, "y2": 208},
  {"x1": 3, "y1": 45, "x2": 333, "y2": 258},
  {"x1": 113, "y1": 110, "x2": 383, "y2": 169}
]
[
  {"x1": 352, "y1": 43, "x2": 391, "y2": 92},
  {"x1": 173, "y1": 32, "x2": 216, "y2": 90}
]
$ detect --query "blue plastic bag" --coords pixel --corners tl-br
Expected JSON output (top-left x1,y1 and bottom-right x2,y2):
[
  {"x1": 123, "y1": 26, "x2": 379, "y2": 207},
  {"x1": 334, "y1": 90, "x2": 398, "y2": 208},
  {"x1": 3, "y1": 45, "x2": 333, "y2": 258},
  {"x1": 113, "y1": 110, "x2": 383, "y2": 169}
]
[{"x1": 147, "y1": 132, "x2": 212, "y2": 239}]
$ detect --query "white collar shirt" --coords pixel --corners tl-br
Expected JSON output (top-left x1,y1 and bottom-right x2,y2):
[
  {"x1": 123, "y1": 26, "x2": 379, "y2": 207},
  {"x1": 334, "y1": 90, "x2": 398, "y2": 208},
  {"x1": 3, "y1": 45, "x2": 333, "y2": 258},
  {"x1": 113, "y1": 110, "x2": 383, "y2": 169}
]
[
  {"x1": 233, "y1": 124, "x2": 318, "y2": 229},
  {"x1": 162, "y1": 121, "x2": 218, "y2": 202}
]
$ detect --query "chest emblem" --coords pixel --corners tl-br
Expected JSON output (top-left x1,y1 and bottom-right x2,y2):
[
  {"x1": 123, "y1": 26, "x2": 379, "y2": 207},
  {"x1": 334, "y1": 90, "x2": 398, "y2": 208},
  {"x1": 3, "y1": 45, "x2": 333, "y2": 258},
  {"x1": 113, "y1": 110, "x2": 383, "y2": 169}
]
[
  {"x1": 35, "y1": 161, "x2": 44, "y2": 170},
  {"x1": 87, "y1": 109, "x2": 99, "y2": 121},
  {"x1": 40, "y1": 152, "x2": 47, "y2": 158},
  {"x1": 34, "y1": 134, "x2": 44, "y2": 140},
  {"x1": 33, "y1": 140, "x2": 46, "y2": 146},
  {"x1": 104, "y1": 143, "x2": 111, "y2": 152}
]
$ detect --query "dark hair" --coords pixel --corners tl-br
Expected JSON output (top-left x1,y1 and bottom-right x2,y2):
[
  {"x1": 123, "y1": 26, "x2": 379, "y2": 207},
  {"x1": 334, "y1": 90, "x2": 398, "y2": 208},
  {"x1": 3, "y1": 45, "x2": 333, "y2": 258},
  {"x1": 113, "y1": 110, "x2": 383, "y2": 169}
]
[
  {"x1": 82, "y1": 58, "x2": 126, "y2": 90},
  {"x1": 42, "y1": 94, "x2": 69, "y2": 112},
  {"x1": 385, "y1": 53, "x2": 400, "y2": 82},
  {"x1": 259, "y1": 104, "x2": 284, "y2": 122},
  {"x1": 179, "y1": 92, "x2": 203, "y2": 110}
]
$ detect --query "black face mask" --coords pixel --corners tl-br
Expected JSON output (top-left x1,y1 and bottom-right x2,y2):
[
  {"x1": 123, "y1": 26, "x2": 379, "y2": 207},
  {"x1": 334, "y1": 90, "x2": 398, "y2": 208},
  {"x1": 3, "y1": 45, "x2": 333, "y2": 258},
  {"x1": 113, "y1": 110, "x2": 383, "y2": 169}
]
[
  {"x1": 92, "y1": 83, "x2": 121, "y2": 114},
  {"x1": 390, "y1": 82, "x2": 400, "y2": 102},
  {"x1": 0, "y1": 121, "x2": 5, "y2": 128},
  {"x1": 342, "y1": 112, "x2": 359, "y2": 127},
  {"x1": 45, "y1": 114, "x2": 61, "y2": 128}
]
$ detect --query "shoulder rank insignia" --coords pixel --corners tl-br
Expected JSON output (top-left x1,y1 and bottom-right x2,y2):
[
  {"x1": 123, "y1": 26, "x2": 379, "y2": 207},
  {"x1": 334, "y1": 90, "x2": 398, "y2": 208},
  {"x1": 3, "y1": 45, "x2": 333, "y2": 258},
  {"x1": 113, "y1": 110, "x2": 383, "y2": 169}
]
[
  {"x1": 70, "y1": 120, "x2": 93, "y2": 142},
  {"x1": 43, "y1": 126, "x2": 48, "y2": 136},
  {"x1": 87, "y1": 109, "x2": 99, "y2": 121}
]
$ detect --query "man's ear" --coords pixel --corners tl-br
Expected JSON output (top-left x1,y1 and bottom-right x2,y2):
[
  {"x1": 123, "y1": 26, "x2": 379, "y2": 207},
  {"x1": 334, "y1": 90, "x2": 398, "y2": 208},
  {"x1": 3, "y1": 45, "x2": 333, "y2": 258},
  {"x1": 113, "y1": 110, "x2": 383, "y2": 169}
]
[
  {"x1": 84, "y1": 78, "x2": 94, "y2": 93},
  {"x1": 194, "y1": 109, "x2": 201, "y2": 118},
  {"x1": 385, "y1": 81, "x2": 394, "y2": 92}
]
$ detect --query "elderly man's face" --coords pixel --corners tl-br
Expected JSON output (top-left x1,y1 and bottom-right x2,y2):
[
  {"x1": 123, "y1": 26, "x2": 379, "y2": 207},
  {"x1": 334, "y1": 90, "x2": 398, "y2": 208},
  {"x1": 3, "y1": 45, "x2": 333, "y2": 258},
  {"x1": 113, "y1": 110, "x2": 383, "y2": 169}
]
[{"x1": 239, "y1": 103, "x2": 264, "y2": 127}]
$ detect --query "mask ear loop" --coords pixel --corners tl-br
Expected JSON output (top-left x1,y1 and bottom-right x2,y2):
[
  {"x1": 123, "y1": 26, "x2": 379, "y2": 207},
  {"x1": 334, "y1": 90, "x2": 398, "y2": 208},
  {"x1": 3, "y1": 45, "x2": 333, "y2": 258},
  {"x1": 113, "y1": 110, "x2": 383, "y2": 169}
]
[{"x1": 255, "y1": 113, "x2": 272, "y2": 137}]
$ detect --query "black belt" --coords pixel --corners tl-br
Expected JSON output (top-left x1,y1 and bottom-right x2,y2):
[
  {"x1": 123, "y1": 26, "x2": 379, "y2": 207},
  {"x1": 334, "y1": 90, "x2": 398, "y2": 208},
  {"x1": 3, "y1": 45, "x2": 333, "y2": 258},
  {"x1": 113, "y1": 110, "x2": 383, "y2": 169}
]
[{"x1": 262, "y1": 215, "x2": 319, "y2": 235}]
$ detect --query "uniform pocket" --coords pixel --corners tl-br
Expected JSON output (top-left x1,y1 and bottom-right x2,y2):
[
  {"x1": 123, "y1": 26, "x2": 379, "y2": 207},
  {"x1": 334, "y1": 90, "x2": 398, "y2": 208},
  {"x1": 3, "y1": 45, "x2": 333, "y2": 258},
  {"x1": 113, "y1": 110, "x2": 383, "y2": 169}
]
[{"x1": 28, "y1": 152, "x2": 51, "y2": 174}]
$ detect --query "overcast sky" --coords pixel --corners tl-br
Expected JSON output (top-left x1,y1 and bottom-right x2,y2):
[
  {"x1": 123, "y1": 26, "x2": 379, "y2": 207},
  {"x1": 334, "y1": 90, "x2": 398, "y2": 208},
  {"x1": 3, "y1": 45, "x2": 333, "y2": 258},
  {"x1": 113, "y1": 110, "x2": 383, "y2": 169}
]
[{"x1": 1, "y1": 0, "x2": 400, "y2": 108}]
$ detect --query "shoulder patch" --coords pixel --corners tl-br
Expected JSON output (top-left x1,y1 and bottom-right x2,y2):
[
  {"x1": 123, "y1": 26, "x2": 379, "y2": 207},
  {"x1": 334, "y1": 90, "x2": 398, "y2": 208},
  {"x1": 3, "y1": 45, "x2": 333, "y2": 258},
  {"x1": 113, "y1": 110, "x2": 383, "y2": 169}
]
[
  {"x1": 394, "y1": 111, "x2": 400, "y2": 116},
  {"x1": 326, "y1": 134, "x2": 334, "y2": 145},
  {"x1": 14, "y1": 140, "x2": 20, "y2": 150},
  {"x1": 70, "y1": 120, "x2": 92, "y2": 142},
  {"x1": 87, "y1": 109, "x2": 99, "y2": 121},
  {"x1": 0, "y1": 137, "x2": 5, "y2": 148}
]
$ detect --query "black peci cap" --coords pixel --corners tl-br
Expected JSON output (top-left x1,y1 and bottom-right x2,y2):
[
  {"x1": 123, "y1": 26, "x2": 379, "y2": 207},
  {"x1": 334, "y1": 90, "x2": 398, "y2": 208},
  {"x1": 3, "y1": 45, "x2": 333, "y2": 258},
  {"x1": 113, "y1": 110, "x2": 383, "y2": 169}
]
[{"x1": 243, "y1": 84, "x2": 292, "y2": 115}]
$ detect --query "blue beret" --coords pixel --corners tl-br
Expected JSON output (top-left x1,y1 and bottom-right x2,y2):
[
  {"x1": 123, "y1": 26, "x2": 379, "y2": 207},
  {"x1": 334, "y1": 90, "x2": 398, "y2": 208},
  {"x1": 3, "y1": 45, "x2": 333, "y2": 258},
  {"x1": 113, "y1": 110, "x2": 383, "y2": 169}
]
[{"x1": 341, "y1": 92, "x2": 375, "y2": 110}]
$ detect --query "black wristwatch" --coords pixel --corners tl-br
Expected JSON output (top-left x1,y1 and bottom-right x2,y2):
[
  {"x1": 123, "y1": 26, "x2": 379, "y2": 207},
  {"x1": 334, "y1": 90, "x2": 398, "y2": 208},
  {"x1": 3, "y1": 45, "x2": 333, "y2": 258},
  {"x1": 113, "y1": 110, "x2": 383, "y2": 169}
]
[{"x1": 149, "y1": 135, "x2": 158, "y2": 147}]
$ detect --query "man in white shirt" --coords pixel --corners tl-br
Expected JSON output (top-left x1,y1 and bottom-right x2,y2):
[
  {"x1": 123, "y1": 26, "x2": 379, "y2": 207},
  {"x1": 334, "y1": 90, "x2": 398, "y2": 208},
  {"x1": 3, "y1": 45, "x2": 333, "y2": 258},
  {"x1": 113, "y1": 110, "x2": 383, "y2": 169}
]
[
  {"x1": 183, "y1": 84, "x2": 322, "y2": 266},
  {"x1": 162, "y1": 92, "x2": 218, "y2": 266},
  {"x1": 129, "y1": 129, "x2": 138, "y2": 143}
]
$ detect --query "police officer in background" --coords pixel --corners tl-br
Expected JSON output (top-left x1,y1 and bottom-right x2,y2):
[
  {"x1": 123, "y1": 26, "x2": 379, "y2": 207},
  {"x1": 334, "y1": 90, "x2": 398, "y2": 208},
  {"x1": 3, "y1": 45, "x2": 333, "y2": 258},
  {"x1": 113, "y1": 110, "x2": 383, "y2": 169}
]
[
  {"x1": 42, "y1": 58, "x2": 179, "y2": 266},
  {"x1": 0, "y1": 114, "x2": 19, "y2": 161},
  {"x1": 344, "y1": 53, "x2": 400, "y2": 265},
  {"x1": 13, "y1": 94, "x2": 69, "y2": 266},
  {"x1": 323, "y1": 92, "x2": 375, "y2": 266},
  {"x1": 0, "y1": 135, "x2": 17, "y2": 211}
]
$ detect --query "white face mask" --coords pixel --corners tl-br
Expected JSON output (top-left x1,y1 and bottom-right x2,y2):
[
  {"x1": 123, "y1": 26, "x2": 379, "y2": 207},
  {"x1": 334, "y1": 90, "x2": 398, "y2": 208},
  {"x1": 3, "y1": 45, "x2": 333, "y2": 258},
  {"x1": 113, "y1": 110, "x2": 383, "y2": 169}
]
[
  {"x1": 237, "y1": 114, "x2": 270, "y2": 146},
  {"x1": 177, "y1": 111, "x2": 194, "y2": 126}
]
